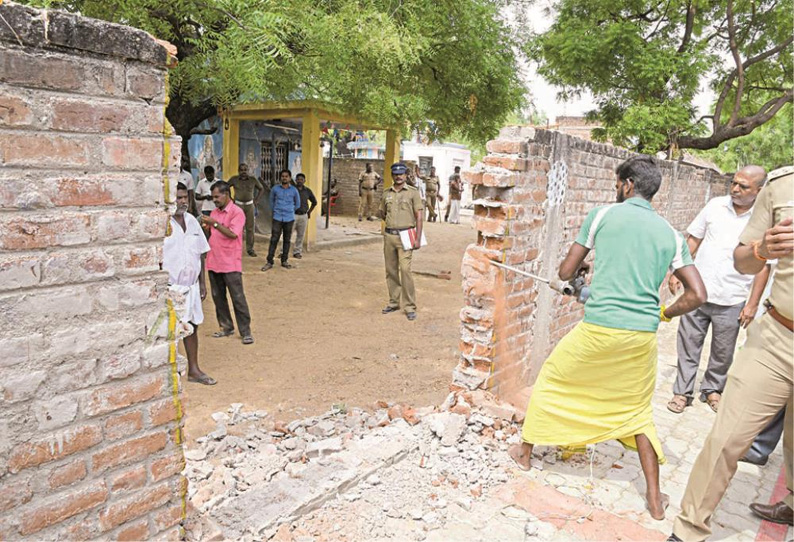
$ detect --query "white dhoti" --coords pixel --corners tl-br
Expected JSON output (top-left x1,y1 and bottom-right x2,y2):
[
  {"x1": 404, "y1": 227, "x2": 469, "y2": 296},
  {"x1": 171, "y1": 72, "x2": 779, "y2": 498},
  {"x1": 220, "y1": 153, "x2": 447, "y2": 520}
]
[{"x1": 168, "y1": 282, "x2": 204, "y2": 326}]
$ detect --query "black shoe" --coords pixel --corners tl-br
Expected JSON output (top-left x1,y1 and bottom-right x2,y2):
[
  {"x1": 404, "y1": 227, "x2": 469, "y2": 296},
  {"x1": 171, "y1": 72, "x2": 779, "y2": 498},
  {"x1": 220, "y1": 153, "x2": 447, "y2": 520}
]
[
  {"x1": 382, "y1": 306, "x2": 399, "y2": 314},
  {"x1": 666, "y1": 535, "x2": 683, "y2": 542},
  {"x1": 739, "y1": 454, "x2": 769, "y2": 466},
  {"x1": 406, "y1": 312, "x2": 417, "y2": 321},
  {"x1": 367, "y1": 217, "x2": 375, "y2": 221},
  {"x1": 358, "y1": 217, "x2": 363, "y2": 221},
  {"x1": 749, "y1": 501, "x2": 794, "y2": 525},
  {"x1": 281, "y1": 262, "x2": 292, "y2": 269},
  {"x1": 247, "y1": 250, "x2": 257, "y2": 257},
  {"x1": 261, "y1": 263, "x2": 273, "y2": 271},
  {"x1": 293, "y1": 253, "x2": 302, "y2": 259}
]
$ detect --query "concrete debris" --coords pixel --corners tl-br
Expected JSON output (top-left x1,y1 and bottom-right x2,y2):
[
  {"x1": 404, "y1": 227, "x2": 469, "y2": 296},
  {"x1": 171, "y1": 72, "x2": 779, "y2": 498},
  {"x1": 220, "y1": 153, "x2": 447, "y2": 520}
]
[{"x1": 184, "y1": 397, "x2": 533, "y2": 542}]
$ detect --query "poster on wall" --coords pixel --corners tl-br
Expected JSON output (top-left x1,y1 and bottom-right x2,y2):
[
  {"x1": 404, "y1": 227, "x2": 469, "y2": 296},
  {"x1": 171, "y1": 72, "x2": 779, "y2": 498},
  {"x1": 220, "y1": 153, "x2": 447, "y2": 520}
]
[
  {"x1": 188, "y1": 116, "x2": 224, "y2": 181},
  {"x1": 289, "y1": 151, "x2": 302, "y2": 177}
]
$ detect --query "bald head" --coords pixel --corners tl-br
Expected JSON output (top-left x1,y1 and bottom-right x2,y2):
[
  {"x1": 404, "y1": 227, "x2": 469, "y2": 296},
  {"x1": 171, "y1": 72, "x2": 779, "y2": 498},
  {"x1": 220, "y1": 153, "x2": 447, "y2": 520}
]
[{"x1": 730, "y1": 165, "x2": 766, "y2": 209}]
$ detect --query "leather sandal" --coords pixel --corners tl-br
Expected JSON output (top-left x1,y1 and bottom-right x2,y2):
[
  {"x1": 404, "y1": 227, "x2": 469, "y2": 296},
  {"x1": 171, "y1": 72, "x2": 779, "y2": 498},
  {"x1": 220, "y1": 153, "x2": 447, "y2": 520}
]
[
  {"x1": 705, "y1": 392, "x2": 720, "y2": 412},
  {"x1": 212, "y1": 329, "x2": 234, "y2": 338},
  {"x1": 667, "y1": 395, "x2": 687, "y2": 414}
]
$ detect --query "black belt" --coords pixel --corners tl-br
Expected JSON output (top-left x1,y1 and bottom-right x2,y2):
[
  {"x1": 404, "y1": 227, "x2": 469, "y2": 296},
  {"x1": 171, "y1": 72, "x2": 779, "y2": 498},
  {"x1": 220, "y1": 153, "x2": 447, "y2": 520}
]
[
  {"x1": 385, "y1": 227, "x2": 408, "y2": 235},
  {"x1": 361, "y1": 187, "x2": 375, "y2": 191},
  {"x1": 295, "y1": 211, "x2": 307, "y2": 215}
]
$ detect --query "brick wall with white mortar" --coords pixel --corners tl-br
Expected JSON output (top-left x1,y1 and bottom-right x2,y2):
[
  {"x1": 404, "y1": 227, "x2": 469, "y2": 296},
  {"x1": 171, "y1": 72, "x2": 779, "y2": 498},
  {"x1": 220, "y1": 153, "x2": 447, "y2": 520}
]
[
  {"x1": 322, "y1": 158, "x2": 386, "y2": 217},
  {"x1": 455, "y1": 127, "x2": 730, "y2": 399},
  {"x1": 0, "y1": 3, "x2": 185, "y2": 540}
]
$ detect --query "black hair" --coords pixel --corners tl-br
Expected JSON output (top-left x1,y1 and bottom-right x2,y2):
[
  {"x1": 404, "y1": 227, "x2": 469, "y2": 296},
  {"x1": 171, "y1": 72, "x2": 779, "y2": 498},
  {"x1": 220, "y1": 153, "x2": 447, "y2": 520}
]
[
  {"x1": 615, "y1": 155, "x2": 662, "y2": 200},
  {"x1": 176, "y1": 182, "x2": 188, "y2": 191},
  {"x1": 211, "y1": 181, "x2": 231, "y2": 195},
  {"x1": 204, "y1": 165, "x2": 215, "y2": 174},
  {"x1": 296, "y1": 173, "x2": 306, "y2": 180},
  {"x1": 279, "y1": 169, "x2": 292, "y2": 178}
]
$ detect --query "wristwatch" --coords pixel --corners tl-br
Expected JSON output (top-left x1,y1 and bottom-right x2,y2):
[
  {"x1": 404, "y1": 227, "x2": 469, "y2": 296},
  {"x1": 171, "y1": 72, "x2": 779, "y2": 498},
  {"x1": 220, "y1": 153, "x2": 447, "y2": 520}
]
[{"x1": 213, "y1": 222, "x2": 219, "y2": 229}]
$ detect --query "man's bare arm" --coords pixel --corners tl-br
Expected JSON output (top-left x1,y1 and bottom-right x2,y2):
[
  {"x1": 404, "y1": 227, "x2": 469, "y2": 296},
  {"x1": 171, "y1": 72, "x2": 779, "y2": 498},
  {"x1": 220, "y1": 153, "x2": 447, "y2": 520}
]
[
  {"x1": 558, "y1": 243, "x2": 591, "y2": 281},
  {"x1": 664, "y1": 265, "x2": 707, "y2": 318}
]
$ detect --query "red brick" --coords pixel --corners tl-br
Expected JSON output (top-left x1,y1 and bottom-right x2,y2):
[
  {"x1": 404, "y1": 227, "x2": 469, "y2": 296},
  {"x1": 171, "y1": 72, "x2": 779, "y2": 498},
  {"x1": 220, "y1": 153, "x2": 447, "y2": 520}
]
[
  {"x1": 52, "y1": 100, "x2": 130, "y2": 133},
  {"x1": 83, "y1": 373, "x2": 165, "y2": 417},
  {"x1": 8, "y1": 424, "x2": 102, "y2": 473},
  {"x1": 0, "y1": 134, "x2": 91, "y2": 167},
  {"x1": 105, "y1": 410, "x2": 144, "y2": 440},
  {"x1": 99, "y1": 482, "x2": 171, "y2": 531},
  {"x1": 0, "y1": 213, "x2": 91, "y2": 250},
  {"x1": 92, "y1": 431, "x2": 168, "y2": 473},
  {"x1": 152, "y1": 503, "x2": 184, "y2": 532},
  {"x1": 0, "y1": 50, "x2": 83, "y2": 92},
  {"x1": 150, "y1": 449, "x2": 184, "y2": 483},
  {"x1": 109, "y1": 464, "x2": 147, "y2": 492},
  {"x1": 482, "y1": 155, "x2": 528, "y2": 171},
  {"x1": 48, "y1": 459, "x2": 87, "y2": 490},
  {"x1": 0, "y1": 94, "x2": 33, "y2": 126},
  {"x1": 485, "y1": 139, "x2": 527, "y2": 154},
  {"x1": 114, "y1": 518, "x2": 150, "y2": 541},
  {"x1": 147, "y1": 398, "x2": 177, "y2": 427},
  {"x1": 52, "y1": 178, "x2": 116, "y2": 207},
  {"x1": 19, "y1": 480, "x2": 108, "y2": 535},
  {"x1": 0, "y1": 473, "x2": 33, "y2": 512},
  {"x1": 101, "y1": 137, "x2": 163, "y2": 170}
]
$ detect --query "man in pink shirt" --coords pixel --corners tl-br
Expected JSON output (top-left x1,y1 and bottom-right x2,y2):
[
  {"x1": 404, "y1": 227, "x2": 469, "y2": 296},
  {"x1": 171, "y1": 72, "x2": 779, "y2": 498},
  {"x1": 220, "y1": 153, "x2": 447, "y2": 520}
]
[{"x1": 200, "y1": 181, "x2": 254, "y2": 345}]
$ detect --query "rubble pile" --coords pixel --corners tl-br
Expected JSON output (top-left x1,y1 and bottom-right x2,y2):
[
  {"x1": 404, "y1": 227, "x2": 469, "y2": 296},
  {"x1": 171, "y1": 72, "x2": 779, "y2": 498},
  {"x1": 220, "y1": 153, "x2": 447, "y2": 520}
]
[{"x1": 184, "y1": 391, "x2": 535, "y2": 541}]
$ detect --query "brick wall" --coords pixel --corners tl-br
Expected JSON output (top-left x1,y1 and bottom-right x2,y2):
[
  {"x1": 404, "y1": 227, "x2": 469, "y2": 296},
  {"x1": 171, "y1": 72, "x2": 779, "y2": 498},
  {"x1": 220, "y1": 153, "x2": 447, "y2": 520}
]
[
  {"x1": 322, "y1": 158, "x2": 386, "y2": 217},
  {"x1": 0, "y1": 3, "x2": 185, "y2": 540},
  {"x1": 455, "y1": 126, "x2": 730, "y2": 398}
]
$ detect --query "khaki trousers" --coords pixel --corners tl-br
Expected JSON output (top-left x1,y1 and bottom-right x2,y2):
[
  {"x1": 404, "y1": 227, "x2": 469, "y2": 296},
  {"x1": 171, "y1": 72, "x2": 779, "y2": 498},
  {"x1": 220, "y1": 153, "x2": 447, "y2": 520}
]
[
  {"x1": 673, "y1": 312, "x2": 793, "y2": 541},
  {"x1": 237, "y1": 202, "x2": 255, "y2": 253},
  {"x1": 383, "y1": 232, "x2": 416, "y2": 312},
  {"x1": 426, "y1": 194, "x2": 438, "y2": 220},
  {"x1": 359, "y1": 190, "x2": 374, "y2": 218}
]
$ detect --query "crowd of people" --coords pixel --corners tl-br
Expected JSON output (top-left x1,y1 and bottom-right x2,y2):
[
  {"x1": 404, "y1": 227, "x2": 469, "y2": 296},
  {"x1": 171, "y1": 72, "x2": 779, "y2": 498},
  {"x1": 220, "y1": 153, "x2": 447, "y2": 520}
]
[{"x1": 165, "y1": 153, "x2": 792, "y2": 541}]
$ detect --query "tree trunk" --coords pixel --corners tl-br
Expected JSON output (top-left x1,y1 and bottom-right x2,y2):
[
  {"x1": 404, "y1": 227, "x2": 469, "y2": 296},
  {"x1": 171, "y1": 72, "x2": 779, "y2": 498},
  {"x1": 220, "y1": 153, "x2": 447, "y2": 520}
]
[{"x1": 165, "y1": 96, "x2": 218, "y2": 158}]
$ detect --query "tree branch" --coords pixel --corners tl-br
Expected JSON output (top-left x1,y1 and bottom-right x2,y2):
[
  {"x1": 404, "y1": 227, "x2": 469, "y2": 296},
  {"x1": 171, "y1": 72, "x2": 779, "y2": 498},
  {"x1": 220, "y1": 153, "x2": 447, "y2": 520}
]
[
  {"x1": 676, "y1": 0, "x2": 695, "y2": 53},
  {"x1": 726, "y1": 0, "x2": 744, "y2": 125}
]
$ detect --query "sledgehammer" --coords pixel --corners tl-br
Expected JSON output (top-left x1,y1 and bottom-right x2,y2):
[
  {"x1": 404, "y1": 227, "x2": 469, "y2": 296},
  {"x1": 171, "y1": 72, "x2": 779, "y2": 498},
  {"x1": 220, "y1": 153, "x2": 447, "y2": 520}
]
[{"x1": 489, "y1": 260, "x2": 590, "y2": 304}]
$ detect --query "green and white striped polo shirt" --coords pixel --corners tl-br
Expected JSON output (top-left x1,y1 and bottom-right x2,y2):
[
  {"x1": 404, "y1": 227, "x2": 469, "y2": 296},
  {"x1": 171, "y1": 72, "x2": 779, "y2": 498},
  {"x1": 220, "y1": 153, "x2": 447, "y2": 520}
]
[{"x1": 575, "y1": 197, "x2": 693, "y2": 332}]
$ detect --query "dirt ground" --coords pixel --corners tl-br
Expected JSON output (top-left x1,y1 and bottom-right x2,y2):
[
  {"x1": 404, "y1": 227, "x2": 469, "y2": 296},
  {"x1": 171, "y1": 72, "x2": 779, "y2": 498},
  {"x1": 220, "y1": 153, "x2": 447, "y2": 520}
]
[{"x1": 182, "y1": 215, "x2": 476, "y2": 442}]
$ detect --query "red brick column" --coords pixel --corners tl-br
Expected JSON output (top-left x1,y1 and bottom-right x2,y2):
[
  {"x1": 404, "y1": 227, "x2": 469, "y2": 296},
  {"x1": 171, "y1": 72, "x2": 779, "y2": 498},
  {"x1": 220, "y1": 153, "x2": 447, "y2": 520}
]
[{"x1": 0, "y1": 3, "x2": 184, "y2": 540}]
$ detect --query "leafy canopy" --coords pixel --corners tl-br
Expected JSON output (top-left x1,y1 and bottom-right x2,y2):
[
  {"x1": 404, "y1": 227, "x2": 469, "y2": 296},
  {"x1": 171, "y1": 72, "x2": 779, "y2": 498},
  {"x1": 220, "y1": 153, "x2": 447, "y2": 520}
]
[
  {"x1": 528, "y1": 0, "x2": 793, "y2": 153},
  {"x1": 24, "y1": 0, "x2": 526, "y2": 145}
]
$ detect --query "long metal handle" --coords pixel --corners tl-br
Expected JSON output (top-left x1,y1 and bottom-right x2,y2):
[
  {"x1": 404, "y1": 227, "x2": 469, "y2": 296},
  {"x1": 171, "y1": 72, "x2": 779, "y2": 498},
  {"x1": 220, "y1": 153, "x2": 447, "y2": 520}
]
[{"x1": 489, "y1": 260, "x2": 549, "y2": 283}]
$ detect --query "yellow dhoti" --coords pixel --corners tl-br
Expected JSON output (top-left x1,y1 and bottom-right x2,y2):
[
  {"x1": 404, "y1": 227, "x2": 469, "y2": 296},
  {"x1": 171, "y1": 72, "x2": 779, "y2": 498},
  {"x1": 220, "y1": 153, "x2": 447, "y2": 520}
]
[{"x1": 522, "y1": 321, "x2": 665, "y2": 463}]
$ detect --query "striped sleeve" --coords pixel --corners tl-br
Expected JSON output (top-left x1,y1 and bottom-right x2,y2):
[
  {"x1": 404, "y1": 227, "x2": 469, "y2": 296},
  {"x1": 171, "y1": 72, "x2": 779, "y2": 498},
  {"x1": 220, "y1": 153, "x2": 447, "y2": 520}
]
[
  {"x1": 669, "y1": 228, "x2": 694, "y2": 270},
  {"x1": 575, "y1": 205, "x2": 615, "y2": 249}
]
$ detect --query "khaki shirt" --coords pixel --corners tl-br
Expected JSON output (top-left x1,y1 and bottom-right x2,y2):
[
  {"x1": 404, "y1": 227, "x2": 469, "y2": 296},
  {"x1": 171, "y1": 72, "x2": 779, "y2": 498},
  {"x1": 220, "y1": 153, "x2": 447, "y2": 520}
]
[
  {"x1": 228, "y1": 174, "x2": 264, "y2": 202},
  {"x1": 739, "y1": 169, "x2": 794, "y2": 320},
  {"x1": 379, "y1": 185, "x2": 424, "y2": 229},
  {"x1": 359, "y1": 171, "x2": 380, "y2": 190},
  {"x1": 425, "y1": 175, "x2": 440, "y2": 194}
]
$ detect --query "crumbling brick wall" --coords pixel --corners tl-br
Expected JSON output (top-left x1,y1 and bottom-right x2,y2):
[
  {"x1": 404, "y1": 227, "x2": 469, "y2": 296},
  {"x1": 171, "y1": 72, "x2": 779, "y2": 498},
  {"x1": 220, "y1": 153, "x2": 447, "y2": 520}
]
[
  {"x1": 0, "y1": 3, "x2": 185, "y2": 540},
  {"x1": 455, "y1": 127, "x2": 730, "y2": 399},
  {"x1": 322, "y1": 158, "x2": 386, "y2": 217}
]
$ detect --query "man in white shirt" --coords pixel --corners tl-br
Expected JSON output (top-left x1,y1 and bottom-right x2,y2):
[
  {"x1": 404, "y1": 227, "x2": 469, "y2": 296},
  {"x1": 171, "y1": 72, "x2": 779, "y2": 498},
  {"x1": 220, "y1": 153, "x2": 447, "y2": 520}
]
[
  {"x1": 667, "y1": 165, "x2": 770, "y2": 414},
  {"x1": 178, "y1": 157, "x2": 197, "y2": 216},
  {"x1": 163, "y1": 182, "x2": 216, "y2": 385},
  {"x1": 195, "y1": 165, "x2": 219, "y2": 216}
]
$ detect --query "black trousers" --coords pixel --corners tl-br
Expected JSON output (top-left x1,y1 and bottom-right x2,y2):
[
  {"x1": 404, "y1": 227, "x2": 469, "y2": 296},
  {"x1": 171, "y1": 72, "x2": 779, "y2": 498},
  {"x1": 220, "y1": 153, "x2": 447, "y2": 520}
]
[
  {"x1": 267, "y1": 219, "x2": 294, "y2": 264},
  {"x1": 208, "y1": 271, "x2": 251, "y2": 336}
]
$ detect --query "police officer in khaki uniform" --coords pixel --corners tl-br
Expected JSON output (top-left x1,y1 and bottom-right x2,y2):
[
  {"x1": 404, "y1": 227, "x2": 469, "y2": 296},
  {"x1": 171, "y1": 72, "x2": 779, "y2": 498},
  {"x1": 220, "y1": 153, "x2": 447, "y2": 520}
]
[
  {"x1": 669, "y1": 166, "x2": 794, "y2": 542},
  {"x1": 227, "y1": 163, "x2": 264, "y2": 257},
  {"x1": 425, "y1": 167, "x2": 441, "y2": 222},
  {"x1": 358, "y1": 163, "x2": 382, "y2": 221},
  {"x1": 379, "y1": 163, "x2": 424, "y2": 321}
]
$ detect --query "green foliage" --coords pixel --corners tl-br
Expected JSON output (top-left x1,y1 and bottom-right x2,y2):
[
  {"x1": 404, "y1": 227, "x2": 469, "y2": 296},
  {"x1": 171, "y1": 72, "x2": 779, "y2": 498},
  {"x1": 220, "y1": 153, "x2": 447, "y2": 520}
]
[
  {"x1": 23, "y1": 0, "x2": 525, "y2": 144},
  {"x1": 696, "y1": 104, "x2": 793, "y2": 172},
  {"x1": 528, "y1": 0, "x2": 793, "y2": 152}
]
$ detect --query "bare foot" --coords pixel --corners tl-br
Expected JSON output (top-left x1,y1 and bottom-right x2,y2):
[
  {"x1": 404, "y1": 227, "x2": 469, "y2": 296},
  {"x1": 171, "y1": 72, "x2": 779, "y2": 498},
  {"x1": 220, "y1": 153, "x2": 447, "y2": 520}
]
[
  {"x1": 508, "y1": 443, "x2": 532, "y2": 471},
  {"x1": 646, "y1": 492, "x2": 670, "y2": 520}
]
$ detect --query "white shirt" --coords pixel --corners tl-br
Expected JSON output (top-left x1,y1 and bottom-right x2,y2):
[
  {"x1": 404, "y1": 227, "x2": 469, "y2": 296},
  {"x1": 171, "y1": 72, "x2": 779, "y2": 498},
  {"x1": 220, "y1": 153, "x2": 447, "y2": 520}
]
[
  {"x1": 178, "y1": 170, "x2": 195, "y2": 192},
  {"x1": 163, "y1": 214, "x2": 210, "y2": 287},
  {"x1": 687, "y1": 195, "x2": 755, "y2": 306},
  {"x1": 195, "y1": 177, "x2": 217, "y2": 213}
]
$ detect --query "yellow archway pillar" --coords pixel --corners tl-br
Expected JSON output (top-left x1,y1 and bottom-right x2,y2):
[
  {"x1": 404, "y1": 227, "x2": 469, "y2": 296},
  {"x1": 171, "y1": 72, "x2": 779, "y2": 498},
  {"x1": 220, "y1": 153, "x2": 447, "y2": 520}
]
[
  {"x1": 301, "y1": 109, "x2": 322, "y2": 249},
  {"x1": 384, "y1": 128, "x2": 400, "y2": 189},
  {"x1": 222, "y1": 116, "x2": 240, "y2": 181}
]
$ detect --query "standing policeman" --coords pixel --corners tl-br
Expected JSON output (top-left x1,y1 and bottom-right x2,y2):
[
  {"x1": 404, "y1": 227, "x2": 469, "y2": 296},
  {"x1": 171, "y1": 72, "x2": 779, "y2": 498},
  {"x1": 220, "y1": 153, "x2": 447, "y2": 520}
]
[
  {"x1": 669, "y1": 166, "x2": 794, "y2": 541},
  {"x1": 425, "y1": 167, "x2": 441, "y2": 222},
  {"x1": 379, "y1": 163, "x2": 424, "y2": 321}
]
